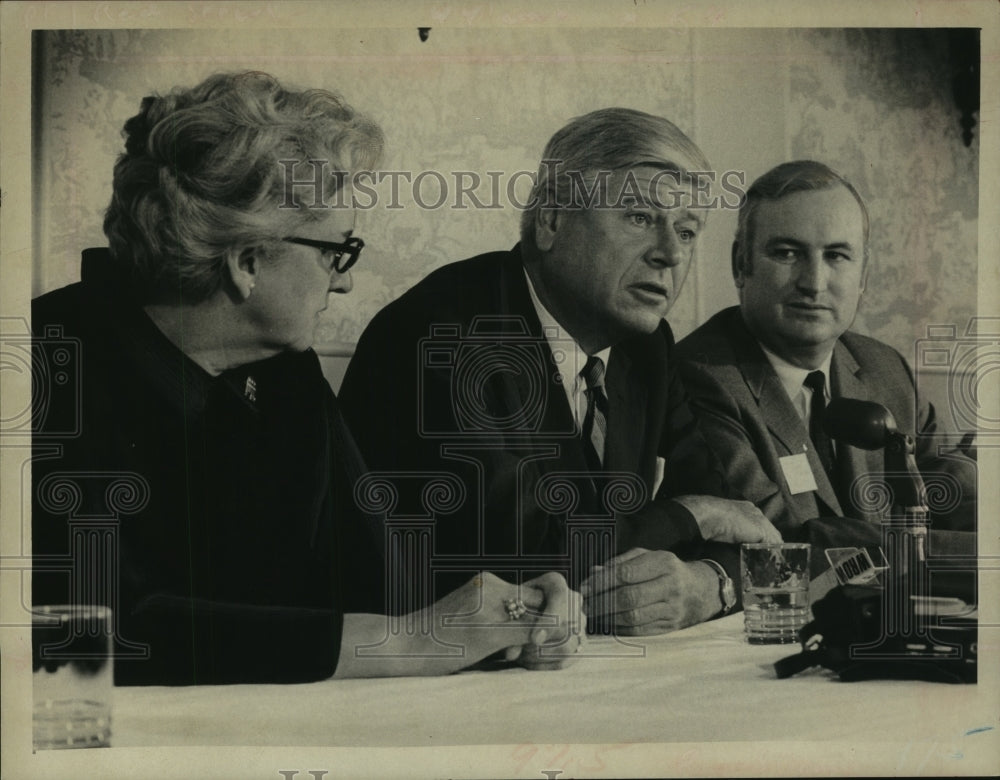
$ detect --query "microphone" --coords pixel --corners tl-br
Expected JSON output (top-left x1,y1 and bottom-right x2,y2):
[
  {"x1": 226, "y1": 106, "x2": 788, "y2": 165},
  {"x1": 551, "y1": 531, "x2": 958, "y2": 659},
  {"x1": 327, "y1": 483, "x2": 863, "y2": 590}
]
[
  {"x1": 823, "y1": 397, "x2": 927, "y2": 517},
  {"x1": 823, "y1": 398, "x2": 898, "y2": 450}
]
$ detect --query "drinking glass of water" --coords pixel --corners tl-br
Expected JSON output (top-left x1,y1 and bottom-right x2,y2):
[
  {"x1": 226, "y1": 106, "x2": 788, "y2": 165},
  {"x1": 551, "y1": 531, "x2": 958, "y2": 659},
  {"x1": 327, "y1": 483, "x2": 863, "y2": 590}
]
[
  {"x1": 740, "y1": 543, "x2": 811, "y2": 644},
  {"x1": 32, "y1": 605, "x2": 113, "y2": 750}
]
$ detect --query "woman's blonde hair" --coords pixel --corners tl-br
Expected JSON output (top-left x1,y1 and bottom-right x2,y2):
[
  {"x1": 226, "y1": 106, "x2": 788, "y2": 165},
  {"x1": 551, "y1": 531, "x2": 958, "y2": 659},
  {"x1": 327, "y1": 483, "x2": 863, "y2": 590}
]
[{"x1": 103, "y1": 71, "x2": 383, "y2": 303}]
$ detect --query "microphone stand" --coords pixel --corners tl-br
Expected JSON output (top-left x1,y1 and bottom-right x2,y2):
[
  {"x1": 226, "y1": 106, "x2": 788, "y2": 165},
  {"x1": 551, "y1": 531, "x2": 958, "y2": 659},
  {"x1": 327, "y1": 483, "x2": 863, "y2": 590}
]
[
  {"x1": 778, "y1": 399, "x2": 977, "y2": 681},
  {"x1": 824, "y1": 400, "x2": 932, "y2": 649},
  {"x1": 880, "y1": 427, "x2": 931, "y2": 640}
]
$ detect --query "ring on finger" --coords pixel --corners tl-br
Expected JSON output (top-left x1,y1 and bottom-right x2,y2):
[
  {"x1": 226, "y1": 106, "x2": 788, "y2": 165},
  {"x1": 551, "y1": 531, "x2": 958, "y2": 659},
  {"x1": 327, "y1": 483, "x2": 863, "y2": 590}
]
[{"x1": 503, "y1": 598, "x2": 528, "y2": 621}]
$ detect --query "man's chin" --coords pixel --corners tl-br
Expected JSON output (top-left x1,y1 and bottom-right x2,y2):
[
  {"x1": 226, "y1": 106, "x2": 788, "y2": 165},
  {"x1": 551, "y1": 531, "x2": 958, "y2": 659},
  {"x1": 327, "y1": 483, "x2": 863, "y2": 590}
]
[
  {"x1": 290, "y1": 337, "x2": 315, "y2": 354},
  {"x1": 619, "y1": 310, "x2": 667, "y2": 337},
  {"x1": 777, "y1": 328, "x2": 842, "y2": 354}
]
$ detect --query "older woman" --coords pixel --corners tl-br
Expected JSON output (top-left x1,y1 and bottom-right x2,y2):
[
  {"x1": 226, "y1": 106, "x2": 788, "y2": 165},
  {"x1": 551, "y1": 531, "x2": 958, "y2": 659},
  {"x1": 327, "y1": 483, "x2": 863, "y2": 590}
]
[{"x1": 32, "y1": 71, "x2": 581, "y2": 684}]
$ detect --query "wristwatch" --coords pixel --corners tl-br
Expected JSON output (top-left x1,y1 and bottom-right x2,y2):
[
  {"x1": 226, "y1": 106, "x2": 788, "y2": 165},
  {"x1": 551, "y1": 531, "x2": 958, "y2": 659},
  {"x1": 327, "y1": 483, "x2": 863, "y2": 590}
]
[{"x1": 701, "y1": 559, "x2": 736, "y2": 615}]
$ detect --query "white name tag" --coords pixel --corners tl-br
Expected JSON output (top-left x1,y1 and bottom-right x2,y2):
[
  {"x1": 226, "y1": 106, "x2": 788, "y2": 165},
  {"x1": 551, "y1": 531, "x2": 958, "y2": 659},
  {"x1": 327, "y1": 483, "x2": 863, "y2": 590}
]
[{"x1": 780, "y1": 452, "x2": 818, "y2": 495}]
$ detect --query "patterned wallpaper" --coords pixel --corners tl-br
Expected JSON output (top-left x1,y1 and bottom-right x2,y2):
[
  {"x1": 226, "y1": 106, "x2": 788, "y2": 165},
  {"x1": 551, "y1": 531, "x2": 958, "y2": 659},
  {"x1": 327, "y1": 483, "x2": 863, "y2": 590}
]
[
  {"x1": 34, "y1": 28, "x2": 978, "y2": 365},
  {"x1": 785, "y1": 28, "x2": 979, "y2": 356}
]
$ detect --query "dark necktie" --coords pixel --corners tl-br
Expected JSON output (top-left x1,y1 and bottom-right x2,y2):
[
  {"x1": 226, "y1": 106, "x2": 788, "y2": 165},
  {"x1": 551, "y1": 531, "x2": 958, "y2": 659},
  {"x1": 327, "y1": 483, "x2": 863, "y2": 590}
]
[
  {"x1": 581, "y1": 355, "x2": 609, "y2": 471},
  {"x1": 804, "y1": 370, "x2": 836, "y2": 479}
]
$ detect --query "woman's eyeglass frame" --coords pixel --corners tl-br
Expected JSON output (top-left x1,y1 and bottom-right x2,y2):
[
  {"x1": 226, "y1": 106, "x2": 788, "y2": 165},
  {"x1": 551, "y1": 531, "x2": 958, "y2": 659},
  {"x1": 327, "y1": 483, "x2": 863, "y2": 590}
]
[{"x1": 282, "y1": 235, "x2": 364, "y2": 274}]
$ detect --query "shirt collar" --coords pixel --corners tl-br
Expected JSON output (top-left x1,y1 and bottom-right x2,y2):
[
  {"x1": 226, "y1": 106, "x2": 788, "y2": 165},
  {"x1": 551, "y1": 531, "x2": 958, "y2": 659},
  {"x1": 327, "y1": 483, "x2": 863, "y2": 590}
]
[
  {"x1": 758, "y1": 342, "x2": 833, "y2": 415},
  {"x1": 523, "y1": 267, "x2": 611, "y2": 381}
]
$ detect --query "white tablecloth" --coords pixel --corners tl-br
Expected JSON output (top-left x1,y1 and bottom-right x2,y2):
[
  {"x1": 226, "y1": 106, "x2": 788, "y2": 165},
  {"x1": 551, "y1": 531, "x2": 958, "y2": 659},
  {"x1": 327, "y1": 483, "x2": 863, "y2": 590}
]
[{"x1": 111, "y1": 613, "x2": 997, "y2": 748}]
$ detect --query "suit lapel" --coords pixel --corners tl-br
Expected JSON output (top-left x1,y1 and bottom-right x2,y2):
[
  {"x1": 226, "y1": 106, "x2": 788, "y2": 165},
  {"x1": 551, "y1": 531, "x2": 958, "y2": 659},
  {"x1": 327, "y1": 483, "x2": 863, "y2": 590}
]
[
  {"x1": 730, "y1": 316, "x2": 808, "y2": 456},
  {"x1": 831, "y1": 340, "x2": 867, "y2": 402},
  {"x1": 830, "y1": 342, "x2": 881, "y2": 521},
  {"x1": 495, "y1": 249, "x2": 579, "y2": 447},
  {"x1": 495, "y1": 252, "x2": 597, "y2": 551},
  {"x1": 730, "y1": 312, "x2": 843, "y2": 516},
  {"x1": 604, "y1": 347, "x2": 647, "y2": 481},
  {"x1": 743, "y1": 358, "x2": 807, "y2": 455}
]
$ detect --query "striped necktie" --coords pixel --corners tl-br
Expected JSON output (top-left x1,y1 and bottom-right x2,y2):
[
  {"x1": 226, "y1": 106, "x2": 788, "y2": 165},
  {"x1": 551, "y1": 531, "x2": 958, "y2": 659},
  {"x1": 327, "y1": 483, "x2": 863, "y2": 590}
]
[{"x1": 581, "y1": 355, "x2": 609, "y2": 471}]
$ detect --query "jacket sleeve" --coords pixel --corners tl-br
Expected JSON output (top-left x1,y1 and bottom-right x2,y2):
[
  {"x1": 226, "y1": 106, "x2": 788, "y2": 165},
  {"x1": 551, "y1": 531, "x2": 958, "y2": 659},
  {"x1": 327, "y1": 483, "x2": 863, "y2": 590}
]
[
  {"x1": 338, "y1": 304, "x2": 499, "y2": 604},
  {"x1": 617, "y1": 329, "x2": 743, "y2": 589},
  {"x1": 671, "y1": 358, "x2": 799, "y2": 532},
  {"x1": 125, "y1": 596, "x2": 343, "y2": 685}
]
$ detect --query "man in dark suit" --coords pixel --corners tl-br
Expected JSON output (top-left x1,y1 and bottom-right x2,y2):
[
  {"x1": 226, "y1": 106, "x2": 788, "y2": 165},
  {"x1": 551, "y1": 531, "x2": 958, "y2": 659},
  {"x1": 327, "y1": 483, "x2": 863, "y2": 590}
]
[
  {"x1": 340, "y1": 108, "x2": 780, "y2": 637},
  {"x1": 675, "y1": 160, "x2": 976, "y2": 541}
]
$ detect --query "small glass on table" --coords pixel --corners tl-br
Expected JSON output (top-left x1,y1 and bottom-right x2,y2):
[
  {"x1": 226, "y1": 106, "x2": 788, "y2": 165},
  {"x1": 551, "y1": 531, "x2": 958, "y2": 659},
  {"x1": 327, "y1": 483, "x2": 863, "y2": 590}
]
[
  {"x1": 32, "y1": 605, "x2": 113, "y2": 750},
  {"x1": 740, "y1": 543, "x2": 811, "y2": 644}
]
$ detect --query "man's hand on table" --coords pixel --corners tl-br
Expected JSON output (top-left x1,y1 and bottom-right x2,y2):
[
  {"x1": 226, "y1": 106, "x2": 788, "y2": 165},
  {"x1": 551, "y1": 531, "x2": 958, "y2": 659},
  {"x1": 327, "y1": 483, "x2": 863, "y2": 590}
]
[
  {"x1": 577, "y1": 497, "x2": 777, "y2": 635},
  {"x1": 580, "y1": 549, "x2": 724, "y2": 635}
]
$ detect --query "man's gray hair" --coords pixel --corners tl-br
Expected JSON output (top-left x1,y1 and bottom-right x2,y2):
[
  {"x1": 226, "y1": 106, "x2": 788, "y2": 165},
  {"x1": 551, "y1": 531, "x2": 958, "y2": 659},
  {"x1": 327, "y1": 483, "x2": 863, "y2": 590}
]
[{"x1": 519, "y1": 107, "x2": 710, "y2": 246}]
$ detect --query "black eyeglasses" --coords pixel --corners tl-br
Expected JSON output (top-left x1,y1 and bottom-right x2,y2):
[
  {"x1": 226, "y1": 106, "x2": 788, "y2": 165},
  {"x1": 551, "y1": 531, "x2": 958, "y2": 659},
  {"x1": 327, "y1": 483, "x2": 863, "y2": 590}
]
[{"x1": 282, "y1": 235, "x2": 365, "y2": 274}]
